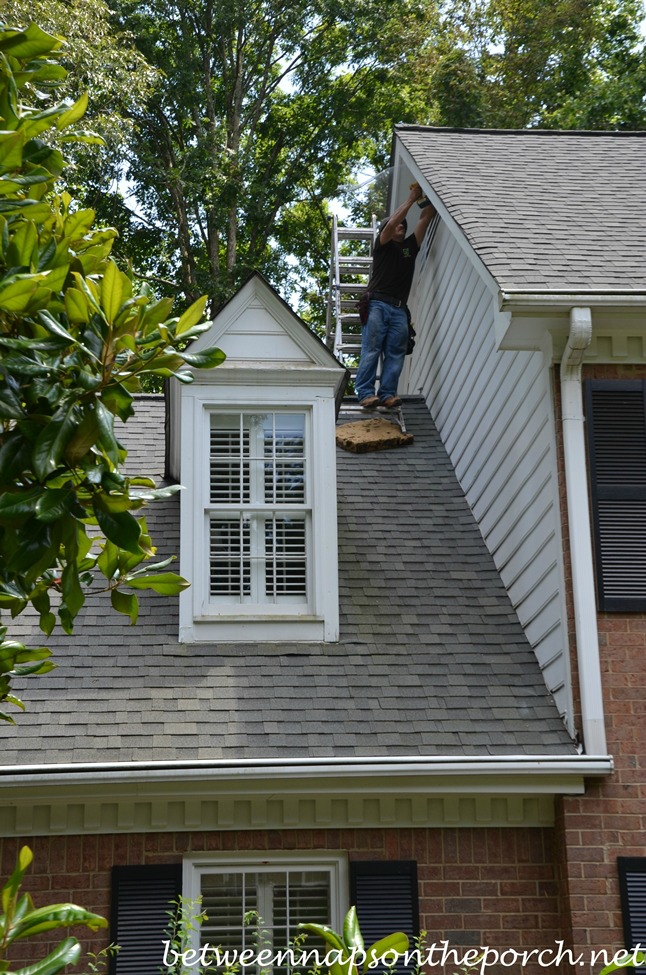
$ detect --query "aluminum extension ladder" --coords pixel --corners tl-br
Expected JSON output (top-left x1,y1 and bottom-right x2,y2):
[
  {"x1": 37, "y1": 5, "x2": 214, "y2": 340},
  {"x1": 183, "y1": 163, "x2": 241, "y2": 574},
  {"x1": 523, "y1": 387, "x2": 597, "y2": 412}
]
[
  {"x1": 326, "y1": 212, "x2": 378, "y2": 366},
  {"x1": 326, "y1": 213, "x2": 407, "y2": 434}
]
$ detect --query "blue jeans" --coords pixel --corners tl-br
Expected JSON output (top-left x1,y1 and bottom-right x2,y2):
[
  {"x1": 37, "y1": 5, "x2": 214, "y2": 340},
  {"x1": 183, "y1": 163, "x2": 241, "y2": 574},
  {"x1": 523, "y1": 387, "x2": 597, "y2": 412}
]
[{"x1": 355, "y1": 300, "x2": 408, "y2": 401}]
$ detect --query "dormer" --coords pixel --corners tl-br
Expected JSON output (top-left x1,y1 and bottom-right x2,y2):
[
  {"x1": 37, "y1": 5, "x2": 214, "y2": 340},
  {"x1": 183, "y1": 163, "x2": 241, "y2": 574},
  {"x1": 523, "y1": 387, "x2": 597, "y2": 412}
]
[{"x1": 168, "y1": 274, "x2": 347, "y2": 643}]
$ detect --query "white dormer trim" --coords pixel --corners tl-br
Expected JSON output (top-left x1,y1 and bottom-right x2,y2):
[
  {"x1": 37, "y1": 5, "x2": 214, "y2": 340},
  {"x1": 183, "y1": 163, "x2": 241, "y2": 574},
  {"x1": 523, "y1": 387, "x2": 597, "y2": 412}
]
[{"x1": 173, "y1": 275, "x2": 344, "y2": 644}]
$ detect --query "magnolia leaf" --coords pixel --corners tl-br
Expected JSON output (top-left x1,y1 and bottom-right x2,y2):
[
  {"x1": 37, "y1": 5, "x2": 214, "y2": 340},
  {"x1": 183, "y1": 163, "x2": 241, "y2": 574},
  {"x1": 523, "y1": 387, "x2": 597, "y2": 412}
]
[
  {"x1": 110, "y1": 587, "x2": 138, "y2": 624},
  {"x1": 363, "y1": 933, "x2": 410, "y2": 973},
  {"x1": 63, "y1": 207, "x2": 95, "y2": 239},
  {"x1": 598, "y1": 952, "x2": 646, "y2": 974},
  {"x1": 101, "y1": 258, "x2": 124, "y2": 325},
  {"x1": 0, "y1": 23, "x2": 61, "y2": 58},
  {"x1": 55, "y1": 92, "x2": 88, "y2": 130},
  {"x1": 64, "y1": 410, "x2": 100, "y2": 465},
  {"x1": 59, "y1": 131, "x2": 105, "y2": 146},
  {"x1": 1, "y1": 846, "x2": 33, "y2": 913},
  {"x1": 35, "y1": 488, "x2": 72, "y2": 522},
  {"x1": 175, "y1": 295, "x2": 209, "y2": 336},
  {"x1": 0, "y1": 385, "x2": 25, "y2": 419},
  {"x1": 141, "y1": 296, "x2": 174, "y2": 332},
  {"x1": 0, "y1": 130, "x2": 24, "y2": 169},
  {"x1": 8, "y1": 219, "x2": 37, "y2": 266},
  {"x1": 64, "y1": 286, "x2": 90, "y2": 324},
  {"x1": 11, "y1": 901, "x2": 108, "y2": 939},
  {"x1": 60, "y1": 564, "x2": 84, "y2": 620},
  {"x1": 93, "y1": 504, "x2": 142, "y2": 554},
  {"x1": 6, "y1": 937, "x2": 81, "y2": 975},
  {"x1": 343, "y1": 907, "x2": 364, "y2": 952},
  {"x1": 95, "y1": 399, "x2": 121, "y2": 467},
  {"x1": 298, "y1": 924, "x2": 346, "y2": 954},
  {"x1": 0, "y1": 488, "x2": 41, "y2": 519},
  {"x1": 13, "y1": 659, "x2": 56, "y2": 677},
  {"x1": 32, "y1": 407, "x2": 77, "y2": 480},
  {"x1": 101, "y1": 381, "x2": 134, "y2": 422},
  {"x1": 124, "y1": 572, "x2": 190, "y2": 594},
  {"x1": 0, "y1": 277, "x2": 39, "y2": 312},
  {"x1": 180, "y1": 347, "x2": 226, "y2": 369}
]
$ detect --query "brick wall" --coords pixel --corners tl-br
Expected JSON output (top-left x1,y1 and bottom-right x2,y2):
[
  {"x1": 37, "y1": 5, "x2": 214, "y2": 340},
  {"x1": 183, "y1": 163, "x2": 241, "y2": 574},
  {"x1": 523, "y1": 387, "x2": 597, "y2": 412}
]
[
  {"x1": 553, "y1": 363, "x2": 646, "y2": 971},
  {"x1": 0, "y1": 825, "x2": 566, "y2": 974}
]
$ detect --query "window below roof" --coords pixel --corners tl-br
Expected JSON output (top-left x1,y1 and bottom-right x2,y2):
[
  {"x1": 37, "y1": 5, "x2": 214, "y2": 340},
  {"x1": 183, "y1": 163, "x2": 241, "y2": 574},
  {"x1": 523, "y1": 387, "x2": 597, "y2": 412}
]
[
  {"x1": 179, "y1": 386, "x2": 339, "y2": 642},
  {"x1": 585, "y1": 380, "x2": 646, "y2": 611},
  {"x1": 184, "y1": 853, "x2": 345, "y2": 974}
]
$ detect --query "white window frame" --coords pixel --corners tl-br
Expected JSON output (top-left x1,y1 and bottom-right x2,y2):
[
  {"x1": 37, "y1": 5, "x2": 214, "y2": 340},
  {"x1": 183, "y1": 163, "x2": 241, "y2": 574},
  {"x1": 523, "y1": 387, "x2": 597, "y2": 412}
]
[
  {"x1": 179, "y1": 384, "x2": 339, "y2": 643},
  {"x1": 183, "y1": 852, "x2": 348, "y2": 963}
]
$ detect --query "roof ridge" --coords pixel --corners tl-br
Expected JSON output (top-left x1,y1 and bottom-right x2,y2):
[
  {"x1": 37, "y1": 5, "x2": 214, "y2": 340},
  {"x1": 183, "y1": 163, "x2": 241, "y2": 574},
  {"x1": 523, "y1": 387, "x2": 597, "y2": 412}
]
[{"x1": 395, "y1": 124, "x2": 646, "y2": 137}]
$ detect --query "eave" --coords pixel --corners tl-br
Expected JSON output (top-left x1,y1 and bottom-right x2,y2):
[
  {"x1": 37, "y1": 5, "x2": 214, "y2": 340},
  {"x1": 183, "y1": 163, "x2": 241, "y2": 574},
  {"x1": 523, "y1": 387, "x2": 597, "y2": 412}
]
[
  {"x1": 0, "y1": 754, "x2": 613, "y2": 837},
  {"x1": 495, "y1": 291, "x2": 646, "y2": 351}
]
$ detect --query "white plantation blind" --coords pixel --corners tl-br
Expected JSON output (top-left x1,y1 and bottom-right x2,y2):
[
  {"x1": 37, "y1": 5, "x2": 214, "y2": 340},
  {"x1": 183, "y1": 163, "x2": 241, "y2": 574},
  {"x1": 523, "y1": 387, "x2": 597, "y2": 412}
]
[
  {"x1": 199, "y1": 869, "x2": 330, "y2": 975},
  {"x1": 208, "y1": 412, "x2": 309, "y2": 605}
]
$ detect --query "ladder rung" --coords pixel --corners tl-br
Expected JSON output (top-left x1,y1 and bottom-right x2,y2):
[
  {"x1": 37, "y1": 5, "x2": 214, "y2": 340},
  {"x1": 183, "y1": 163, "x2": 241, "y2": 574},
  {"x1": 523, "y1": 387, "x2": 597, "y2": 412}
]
[
  {"x1": 339, "y1": 256, "x2": 371, "y2": 266},
  {"x1": 337, "y1": 283, "x2": 368, "y2": 293},
  {"x1": 337, "y1": 227, "x2": 376, "y2": 240}
]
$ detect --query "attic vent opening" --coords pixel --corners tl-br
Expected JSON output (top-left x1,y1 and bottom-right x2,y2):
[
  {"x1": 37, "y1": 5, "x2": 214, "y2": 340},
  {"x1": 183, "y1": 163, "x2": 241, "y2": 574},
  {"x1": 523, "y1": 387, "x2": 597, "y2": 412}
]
[{"x1": 208, "y1": 412, "x2": 309, "y2": 605}]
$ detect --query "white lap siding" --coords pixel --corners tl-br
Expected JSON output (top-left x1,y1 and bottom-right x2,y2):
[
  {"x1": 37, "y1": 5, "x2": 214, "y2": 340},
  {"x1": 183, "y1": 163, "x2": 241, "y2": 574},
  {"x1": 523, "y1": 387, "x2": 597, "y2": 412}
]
[{"x1": 405, "y1": 222, "x2": 573, "y2": 731}]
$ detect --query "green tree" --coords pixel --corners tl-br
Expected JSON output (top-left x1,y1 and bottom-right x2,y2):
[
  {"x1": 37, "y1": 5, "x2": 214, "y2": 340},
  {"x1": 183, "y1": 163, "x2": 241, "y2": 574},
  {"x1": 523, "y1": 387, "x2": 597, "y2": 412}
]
[
  {"x1": 107, "y1": 0, "x2": 441, "y2": 312},
  {"x1": 0, "y1": 22, "x2": 224, "y2": 721},
  {"x1": 2, "y1": 0, "x2": 157, "y2": 209},
  {"x1": 425, "y1": 0, "x2": 646, "y2": 129}
]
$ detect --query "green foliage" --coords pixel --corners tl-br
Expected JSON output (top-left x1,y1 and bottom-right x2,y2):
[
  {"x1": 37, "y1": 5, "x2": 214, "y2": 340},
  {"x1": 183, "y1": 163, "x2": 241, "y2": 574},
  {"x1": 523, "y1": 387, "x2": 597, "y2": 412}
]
[
  {"x1": 597, "y1": 949, "x2": 646, "y2": 973},
  {"x1": 299, "y1": 906, "x2": 409, "y2": 975},
  {"x1": 0, "y1": 22, "x2": 224, "y2": 721},
  {"x1": 425, "y1": 0, "x2": 646, "y2": 130},
  {"x1": 0, "y1": 845, "x2": 107, "y2": 975},
  {"x1": 102, "y1": 0, "x2": 441, "y2": 312}
]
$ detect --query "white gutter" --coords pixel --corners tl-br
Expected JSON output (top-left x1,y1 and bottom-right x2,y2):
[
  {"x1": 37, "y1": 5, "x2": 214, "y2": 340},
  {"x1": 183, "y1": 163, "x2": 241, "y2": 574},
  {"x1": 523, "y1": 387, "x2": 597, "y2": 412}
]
[
  {"x1": 501, "y1": 291, "x2": 646, "y2": 310},
  {"x1": 560, "y1": 306, "x2": 608, "y2": 755},
  {"x1": 0, "y1": 754, "x2": 613, "y2": 785}
]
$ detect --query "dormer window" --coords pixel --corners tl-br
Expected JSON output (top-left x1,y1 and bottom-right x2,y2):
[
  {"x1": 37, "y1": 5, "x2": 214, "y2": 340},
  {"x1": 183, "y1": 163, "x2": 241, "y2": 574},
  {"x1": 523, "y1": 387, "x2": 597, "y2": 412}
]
[
  {"x1": 172, "y1": 274, "x2": 345, "y2": 644},
  {"x1": 208, "y1": 411, "x2": 309, "y2": 607}
]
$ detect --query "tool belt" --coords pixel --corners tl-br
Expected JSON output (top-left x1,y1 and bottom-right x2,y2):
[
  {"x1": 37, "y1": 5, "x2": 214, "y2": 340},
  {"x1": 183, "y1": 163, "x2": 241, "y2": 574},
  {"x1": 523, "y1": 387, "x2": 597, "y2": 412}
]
[{"x1": 370, "y1": 290, "x2": 405, "y2": 308}]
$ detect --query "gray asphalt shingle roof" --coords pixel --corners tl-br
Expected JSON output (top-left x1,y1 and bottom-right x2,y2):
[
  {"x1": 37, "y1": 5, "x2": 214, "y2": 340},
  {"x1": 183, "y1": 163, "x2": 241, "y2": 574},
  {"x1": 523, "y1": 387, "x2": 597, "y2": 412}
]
[
  {"x1": 3, "y1": 396, "x2": 576, "y2": 764},
  {"x1": 397, "y1": 126, "x2": 646, "y2": 293}
]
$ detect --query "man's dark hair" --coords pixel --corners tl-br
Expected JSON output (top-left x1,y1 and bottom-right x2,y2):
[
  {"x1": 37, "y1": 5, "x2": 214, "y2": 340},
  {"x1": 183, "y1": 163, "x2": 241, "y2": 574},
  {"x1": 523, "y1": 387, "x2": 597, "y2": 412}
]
[{"x1": 379, "y1": 216, "x2": 407, "y2": 234}]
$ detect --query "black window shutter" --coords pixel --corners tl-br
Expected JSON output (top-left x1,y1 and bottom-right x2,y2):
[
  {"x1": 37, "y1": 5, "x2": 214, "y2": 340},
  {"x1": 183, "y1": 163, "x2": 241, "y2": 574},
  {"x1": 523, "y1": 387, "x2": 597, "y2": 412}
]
[
  {"x1": 618, "y1": 857, "x2": 646, "y2": 955},
  {"x1": 350, "y1": 861, "x2": 418, "y2": 972},
  {"x1": 110, "y1": 864, "x2": 182, "y2": 975},
  {"x1": 585, "y1": 380, "x2": 646, "y2": 611}
]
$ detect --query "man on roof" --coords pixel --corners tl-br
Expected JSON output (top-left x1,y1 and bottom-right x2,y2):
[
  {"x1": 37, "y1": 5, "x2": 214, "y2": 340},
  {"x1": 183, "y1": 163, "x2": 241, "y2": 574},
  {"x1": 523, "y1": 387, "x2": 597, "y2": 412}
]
[{"x1": 355, "y1": 182, "x2": 436, "y2": 409}]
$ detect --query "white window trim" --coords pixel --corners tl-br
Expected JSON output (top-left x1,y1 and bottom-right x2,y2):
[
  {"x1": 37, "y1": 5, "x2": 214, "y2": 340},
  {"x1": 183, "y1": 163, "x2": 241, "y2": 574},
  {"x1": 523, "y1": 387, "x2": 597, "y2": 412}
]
[
  {"x1": 179, "y1": 384, "x2": 339, "y2": 643},
  {"x1": 183, "y1": 851, "x2": 348, "y2": 958}
]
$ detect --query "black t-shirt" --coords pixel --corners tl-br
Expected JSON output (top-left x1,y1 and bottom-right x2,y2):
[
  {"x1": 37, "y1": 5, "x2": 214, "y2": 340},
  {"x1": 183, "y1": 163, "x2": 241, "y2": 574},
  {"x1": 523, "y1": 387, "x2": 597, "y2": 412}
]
[{"x1": 367, "y1": 232, "x2": 420, "y2": 303}]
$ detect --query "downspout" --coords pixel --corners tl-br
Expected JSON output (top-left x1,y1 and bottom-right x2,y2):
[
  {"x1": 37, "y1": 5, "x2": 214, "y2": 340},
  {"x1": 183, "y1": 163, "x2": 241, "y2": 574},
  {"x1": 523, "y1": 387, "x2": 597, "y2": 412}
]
[{"x1": 560, "y1": 307, "x2": 608, "y2": 755}]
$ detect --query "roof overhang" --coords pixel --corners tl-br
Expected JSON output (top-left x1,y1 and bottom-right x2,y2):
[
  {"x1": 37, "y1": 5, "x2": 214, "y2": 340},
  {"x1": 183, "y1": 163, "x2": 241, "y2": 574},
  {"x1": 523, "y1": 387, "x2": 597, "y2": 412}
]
[
  {"x1": 495, "y1": 291, "x2": 646, "y2": 351},
  {"x1": 0, "y1": 754, "x2": 613, "y2": 837}
]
